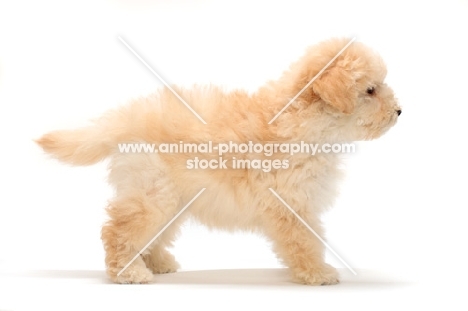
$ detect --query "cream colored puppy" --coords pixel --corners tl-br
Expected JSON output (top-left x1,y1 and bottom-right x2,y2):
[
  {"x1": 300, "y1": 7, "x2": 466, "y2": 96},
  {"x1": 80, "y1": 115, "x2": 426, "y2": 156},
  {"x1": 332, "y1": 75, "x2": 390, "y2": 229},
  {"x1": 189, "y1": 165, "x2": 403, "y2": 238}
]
[{"x1": 37, "y1": 38, "x2": 401, "y2": 285}]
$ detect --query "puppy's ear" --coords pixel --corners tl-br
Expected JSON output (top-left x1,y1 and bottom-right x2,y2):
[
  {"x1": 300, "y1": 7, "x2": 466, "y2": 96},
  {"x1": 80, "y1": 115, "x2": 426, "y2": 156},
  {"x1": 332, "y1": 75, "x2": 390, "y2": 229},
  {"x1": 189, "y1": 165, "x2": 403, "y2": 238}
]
[{"x1": 312, "y1": 67, "x2": 357, "y2": 114}]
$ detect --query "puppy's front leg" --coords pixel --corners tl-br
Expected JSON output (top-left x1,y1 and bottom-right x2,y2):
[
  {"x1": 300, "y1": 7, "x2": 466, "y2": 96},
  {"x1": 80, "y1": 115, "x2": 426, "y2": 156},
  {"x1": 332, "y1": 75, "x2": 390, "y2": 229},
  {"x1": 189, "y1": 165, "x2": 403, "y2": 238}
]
[{"x1": 262, "y1": 203, "x2": 339, "y2": 285}]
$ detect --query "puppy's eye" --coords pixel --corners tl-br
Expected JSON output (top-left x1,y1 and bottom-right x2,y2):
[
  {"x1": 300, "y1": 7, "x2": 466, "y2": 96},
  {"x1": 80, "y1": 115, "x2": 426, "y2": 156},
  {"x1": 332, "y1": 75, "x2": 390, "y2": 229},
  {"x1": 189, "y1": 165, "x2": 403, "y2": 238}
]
[{"x1": 366, "y1": 87, "x2": 375, "y2": 95}]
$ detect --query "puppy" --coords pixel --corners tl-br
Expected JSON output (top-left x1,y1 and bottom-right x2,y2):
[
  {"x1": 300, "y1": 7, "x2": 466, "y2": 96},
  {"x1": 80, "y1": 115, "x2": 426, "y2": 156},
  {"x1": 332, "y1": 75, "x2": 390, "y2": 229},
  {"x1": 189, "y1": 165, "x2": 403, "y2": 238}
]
[{"x1": 36, "y1": 38, "x2": 401, "y2": 285}]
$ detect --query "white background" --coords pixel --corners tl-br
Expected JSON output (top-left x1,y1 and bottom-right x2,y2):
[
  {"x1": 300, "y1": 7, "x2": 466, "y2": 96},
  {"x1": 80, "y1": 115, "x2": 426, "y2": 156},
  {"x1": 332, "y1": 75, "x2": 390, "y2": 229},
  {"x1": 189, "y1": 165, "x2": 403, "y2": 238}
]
[{"x1": 1, "y1": 0, "x2": 467, "y2": 309}]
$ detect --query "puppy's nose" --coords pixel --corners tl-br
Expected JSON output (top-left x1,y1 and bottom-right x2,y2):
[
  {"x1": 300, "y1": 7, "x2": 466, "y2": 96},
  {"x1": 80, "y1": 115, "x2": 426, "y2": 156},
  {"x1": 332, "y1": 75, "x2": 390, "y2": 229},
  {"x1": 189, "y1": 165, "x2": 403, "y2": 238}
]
[{"x1": 396, "y1": 109, "x2": 402, "y2": 116}]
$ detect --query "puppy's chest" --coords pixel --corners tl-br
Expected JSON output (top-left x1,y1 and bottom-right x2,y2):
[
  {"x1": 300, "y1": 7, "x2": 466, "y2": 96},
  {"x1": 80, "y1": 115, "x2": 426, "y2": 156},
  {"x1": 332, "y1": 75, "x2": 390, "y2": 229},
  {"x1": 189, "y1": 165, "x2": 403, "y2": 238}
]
[{"x1": 276, "y1": 155, "x2": 342, "y2": 209}]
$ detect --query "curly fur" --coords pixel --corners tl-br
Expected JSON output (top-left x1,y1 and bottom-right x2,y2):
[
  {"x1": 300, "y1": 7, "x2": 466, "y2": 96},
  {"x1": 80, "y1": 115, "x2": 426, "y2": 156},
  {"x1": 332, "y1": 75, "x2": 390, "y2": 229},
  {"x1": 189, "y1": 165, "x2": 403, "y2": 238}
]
[{"x1": 36, "y1": 38, "x2": 401, "y2": 285}]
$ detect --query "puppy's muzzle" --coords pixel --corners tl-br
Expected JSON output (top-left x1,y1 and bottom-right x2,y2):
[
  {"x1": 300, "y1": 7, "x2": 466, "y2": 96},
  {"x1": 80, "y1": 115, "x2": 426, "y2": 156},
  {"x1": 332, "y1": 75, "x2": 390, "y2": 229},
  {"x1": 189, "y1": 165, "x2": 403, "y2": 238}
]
[{"x1": 396, "y1": 109, "x2": 402, "y2": 116}]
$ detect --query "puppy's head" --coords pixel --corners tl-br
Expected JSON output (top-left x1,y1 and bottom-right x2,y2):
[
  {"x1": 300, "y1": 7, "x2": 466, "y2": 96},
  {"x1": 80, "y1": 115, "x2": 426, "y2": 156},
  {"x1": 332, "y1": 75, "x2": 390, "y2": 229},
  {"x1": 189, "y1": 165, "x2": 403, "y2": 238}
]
[{"x1": 296, "y1": 38, "x2": 401, "y2": 141}]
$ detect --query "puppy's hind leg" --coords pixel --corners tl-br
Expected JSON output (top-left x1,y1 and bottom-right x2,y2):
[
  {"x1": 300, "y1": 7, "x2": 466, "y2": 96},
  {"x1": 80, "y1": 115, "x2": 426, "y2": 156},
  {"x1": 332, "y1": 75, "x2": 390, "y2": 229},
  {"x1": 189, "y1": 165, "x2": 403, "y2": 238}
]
[
  {"x1": 142, "y1": 224, "x2": 181, "y2": 274},
  {"x1": 261, "y1": 202, "x2": 339, "y2": 285},
  {"x1": 102, "y1": 155, "x2": 182, "y2": 284}
]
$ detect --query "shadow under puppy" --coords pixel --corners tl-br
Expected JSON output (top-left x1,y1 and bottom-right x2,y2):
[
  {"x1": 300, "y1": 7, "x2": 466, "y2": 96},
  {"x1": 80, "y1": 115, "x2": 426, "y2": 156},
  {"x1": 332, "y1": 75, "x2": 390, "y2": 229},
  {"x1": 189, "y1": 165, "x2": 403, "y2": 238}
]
[{"x1": 36, "y1": 38, "x2": 401, "y2": 285}]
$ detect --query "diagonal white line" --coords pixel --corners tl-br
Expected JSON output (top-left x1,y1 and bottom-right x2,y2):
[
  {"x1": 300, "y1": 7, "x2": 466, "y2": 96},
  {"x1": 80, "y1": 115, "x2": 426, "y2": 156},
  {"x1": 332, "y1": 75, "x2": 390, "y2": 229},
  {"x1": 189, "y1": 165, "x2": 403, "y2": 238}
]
[
  {"x1": 118, "y1": 36, "x2": 207, "y2": 125},
  {"x1": 268, "y1": 37, "x2": 356, "y2": 124},
  {"x1": 117, "y1": 188, "x2": 206, "y2": 277},
  {"x1": 268, "y1": 187, "x2": 357, "y2": 275}
]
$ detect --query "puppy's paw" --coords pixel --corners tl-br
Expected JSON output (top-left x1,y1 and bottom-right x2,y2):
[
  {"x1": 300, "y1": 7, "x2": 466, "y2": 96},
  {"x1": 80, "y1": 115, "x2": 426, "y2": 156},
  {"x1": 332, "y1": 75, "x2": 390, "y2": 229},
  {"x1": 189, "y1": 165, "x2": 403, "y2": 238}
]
[
  {"x1": 145, "y1": 256, "x2": 180, "y2": 274},
  {"x1": 292, "y1": 263, "x2": 340, "y2": 285},
  {"x1": 109, "y1": 265, "x2": 154, "y2": 284},
  {"x1": 149, "y1": 261, "x2": 179, "y2": 274},
  {"x1": 143, "y1": 250, "x2": 180, "y2": 274}
]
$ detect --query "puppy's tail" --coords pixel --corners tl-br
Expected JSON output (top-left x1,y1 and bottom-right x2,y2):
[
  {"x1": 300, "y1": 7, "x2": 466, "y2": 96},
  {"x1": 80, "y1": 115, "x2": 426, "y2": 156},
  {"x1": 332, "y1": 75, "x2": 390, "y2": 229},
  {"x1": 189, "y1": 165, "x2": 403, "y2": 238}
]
[{"x1": 36, "y1": 126, "x2": 115, "y2": 166}]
